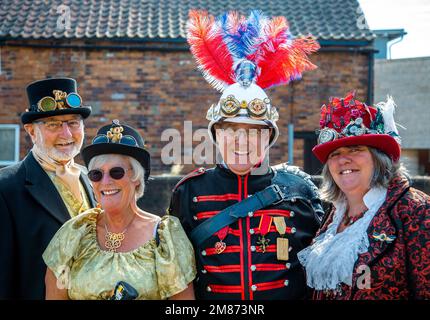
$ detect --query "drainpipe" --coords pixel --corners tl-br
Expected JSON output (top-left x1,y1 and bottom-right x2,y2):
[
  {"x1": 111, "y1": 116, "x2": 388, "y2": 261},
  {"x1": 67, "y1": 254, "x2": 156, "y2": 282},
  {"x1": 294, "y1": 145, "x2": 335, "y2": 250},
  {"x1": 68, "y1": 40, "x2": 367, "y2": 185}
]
[
  {"x1": 288, "y1": 123, "x2": 294, "y2": 165},
  {"x1": 288, "y1": 83, "x2": 295, "y2": 165},
  {"x1": 367, "y1": 48, "x2": 374, "y2": 105},
  {"x1": 388, "y1": 34, "x2": 405, "y2": 59}
]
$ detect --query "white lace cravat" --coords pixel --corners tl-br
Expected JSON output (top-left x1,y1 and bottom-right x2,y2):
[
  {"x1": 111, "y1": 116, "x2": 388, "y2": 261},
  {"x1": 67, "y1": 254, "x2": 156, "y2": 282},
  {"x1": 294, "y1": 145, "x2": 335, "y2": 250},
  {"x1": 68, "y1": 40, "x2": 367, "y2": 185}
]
[{"x1": 297, "y1": 187, "x2": 387, "y2": 291}]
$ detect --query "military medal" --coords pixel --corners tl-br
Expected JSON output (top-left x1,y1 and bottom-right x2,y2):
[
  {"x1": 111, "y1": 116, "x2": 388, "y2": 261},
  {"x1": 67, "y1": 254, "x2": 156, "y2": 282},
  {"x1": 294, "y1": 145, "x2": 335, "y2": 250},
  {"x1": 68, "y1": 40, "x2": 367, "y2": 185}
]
[
  {"x1": 214, "y1": 226, "x2": 229, "y2": 254},
  {"x1": 274, "y1": 216, "x2": 289, "y2": 261},
  {"x1": 257, "y1": 215, "x2": 272, "y2": 253}
]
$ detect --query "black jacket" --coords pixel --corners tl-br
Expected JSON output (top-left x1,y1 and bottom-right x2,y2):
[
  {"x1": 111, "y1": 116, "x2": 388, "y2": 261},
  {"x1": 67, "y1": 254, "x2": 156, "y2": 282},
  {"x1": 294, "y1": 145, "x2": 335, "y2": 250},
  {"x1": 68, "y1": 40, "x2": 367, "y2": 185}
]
[
  {"x1": 0, "y1": 152, "x2": 96, "y2": 299},
  {"x1": 169, "y1": 164, "x2": 323, "y2": 300}
]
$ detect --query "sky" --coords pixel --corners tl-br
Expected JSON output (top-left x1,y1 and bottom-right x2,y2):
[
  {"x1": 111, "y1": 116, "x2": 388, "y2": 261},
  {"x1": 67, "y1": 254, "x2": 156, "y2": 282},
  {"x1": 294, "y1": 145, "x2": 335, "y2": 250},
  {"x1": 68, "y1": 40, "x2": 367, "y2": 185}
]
[{"x1": 358, "y1": 0, "x2": 430, "y2": 59}]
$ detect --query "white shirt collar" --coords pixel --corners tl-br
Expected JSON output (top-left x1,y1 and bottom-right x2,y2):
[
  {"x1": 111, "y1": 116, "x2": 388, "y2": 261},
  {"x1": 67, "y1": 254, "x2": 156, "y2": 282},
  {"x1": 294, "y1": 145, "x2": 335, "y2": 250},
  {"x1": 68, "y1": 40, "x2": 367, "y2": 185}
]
[
  {"x1": 333, "y1": 186, "x2": 387, "y2": 212},
  {"x1": 363, "y1": 186, "x2": 387, "y2": 210}
]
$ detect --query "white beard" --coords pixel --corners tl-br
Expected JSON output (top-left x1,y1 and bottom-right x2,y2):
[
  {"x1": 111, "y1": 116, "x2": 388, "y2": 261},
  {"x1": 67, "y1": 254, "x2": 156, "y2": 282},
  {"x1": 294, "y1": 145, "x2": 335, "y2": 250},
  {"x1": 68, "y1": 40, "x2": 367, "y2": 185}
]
[{"x1": 34, "y1": 126, "x2": 83, "y2": 162}]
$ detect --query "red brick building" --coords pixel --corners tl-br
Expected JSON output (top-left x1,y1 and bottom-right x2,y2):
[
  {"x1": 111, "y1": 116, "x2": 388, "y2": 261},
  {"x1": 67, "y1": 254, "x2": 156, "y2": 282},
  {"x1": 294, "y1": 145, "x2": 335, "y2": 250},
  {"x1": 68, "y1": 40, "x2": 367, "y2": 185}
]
[{"x1": 0, "y1": 0, "x2": 375, "y2": 175}]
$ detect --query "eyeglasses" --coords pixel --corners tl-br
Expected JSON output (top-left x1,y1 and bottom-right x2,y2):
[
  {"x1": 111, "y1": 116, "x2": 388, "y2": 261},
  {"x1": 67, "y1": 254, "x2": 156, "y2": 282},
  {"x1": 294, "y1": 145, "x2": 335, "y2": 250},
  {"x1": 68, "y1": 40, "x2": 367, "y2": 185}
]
[
  {"x1": 35, "y1": 119, "x2": 83, "y2": 132},
  {"x1": 88, "y1": 167, "x2": 131, "y2": 182},
  {"x1": 92, "y1": 134, "x2": 138, "y2": 146},
  {"x1": 37, "y1": 91, "x2": 83, "y2": 112},
  {"x1": 215, "y1": 127, "x2": 271, "y2": 139}
]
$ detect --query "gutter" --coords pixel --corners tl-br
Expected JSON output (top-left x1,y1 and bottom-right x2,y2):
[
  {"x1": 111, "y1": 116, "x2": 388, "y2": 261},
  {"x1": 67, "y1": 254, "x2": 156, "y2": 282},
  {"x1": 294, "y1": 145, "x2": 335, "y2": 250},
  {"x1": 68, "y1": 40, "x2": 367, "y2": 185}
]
[
  {"x1": 0, "y1": 40, "x2": 189, "y2": 52},
  {"x1": 0, "y1": 37, "x2": 376, "y2": 52}
]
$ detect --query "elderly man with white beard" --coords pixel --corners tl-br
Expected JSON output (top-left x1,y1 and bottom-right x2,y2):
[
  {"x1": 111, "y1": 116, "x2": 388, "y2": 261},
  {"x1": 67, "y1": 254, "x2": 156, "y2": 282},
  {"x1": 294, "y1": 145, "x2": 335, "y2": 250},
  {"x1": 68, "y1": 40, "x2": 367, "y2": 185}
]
[{"x1": 0, "y1": 78, "x2": 96, "y2": 299}]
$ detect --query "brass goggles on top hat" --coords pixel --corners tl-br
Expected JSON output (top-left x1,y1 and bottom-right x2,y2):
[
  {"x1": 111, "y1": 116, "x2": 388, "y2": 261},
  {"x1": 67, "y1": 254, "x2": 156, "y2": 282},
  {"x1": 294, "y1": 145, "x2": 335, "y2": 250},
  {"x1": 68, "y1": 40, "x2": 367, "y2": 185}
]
[
  {"x1": 37, "y1": 90, "x2": 83, "y2": 112},
  {"x1": 220, "y1": 95, "x2": 271, "y2": 119}
]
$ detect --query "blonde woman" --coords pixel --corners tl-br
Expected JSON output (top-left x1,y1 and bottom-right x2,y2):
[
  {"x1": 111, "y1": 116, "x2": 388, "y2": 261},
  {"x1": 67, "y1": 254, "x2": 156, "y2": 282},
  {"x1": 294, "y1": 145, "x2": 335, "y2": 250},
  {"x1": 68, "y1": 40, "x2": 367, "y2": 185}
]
[{"x1": 43, "y1": 120, "x2": 196, "y2": 300}]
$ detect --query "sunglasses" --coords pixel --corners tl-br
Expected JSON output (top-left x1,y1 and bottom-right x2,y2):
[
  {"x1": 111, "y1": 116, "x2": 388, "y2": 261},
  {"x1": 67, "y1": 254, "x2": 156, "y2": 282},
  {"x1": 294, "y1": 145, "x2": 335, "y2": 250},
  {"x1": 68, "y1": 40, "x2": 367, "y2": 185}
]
[
  {"x1": 92, "y1": 134, "x2": 138, "y2": 146},
  {"x1": 88, "y1": 167, "x2": 131, "y2": 182}
]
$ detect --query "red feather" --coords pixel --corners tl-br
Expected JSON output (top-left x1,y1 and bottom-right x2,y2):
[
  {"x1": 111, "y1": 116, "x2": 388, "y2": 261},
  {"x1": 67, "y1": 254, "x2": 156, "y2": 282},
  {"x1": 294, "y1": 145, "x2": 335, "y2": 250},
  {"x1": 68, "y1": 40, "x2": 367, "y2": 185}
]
[
  {"x1": 187, "y1": 10, "x2": 234, "y2": 91},
  {"x1": 255, "y1": 16, "x2": 320, "y2": 89},
  {"x1": 249, "y1": 16, "x2": 289, "y2": 64}
]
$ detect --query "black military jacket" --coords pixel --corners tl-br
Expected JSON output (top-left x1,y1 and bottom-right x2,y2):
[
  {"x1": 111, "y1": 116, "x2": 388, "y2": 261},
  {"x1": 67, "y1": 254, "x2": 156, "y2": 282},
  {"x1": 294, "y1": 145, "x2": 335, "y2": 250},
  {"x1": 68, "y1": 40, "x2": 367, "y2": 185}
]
[{"x1": 169, "y1": 164, "x2": 323, "y2": 300}]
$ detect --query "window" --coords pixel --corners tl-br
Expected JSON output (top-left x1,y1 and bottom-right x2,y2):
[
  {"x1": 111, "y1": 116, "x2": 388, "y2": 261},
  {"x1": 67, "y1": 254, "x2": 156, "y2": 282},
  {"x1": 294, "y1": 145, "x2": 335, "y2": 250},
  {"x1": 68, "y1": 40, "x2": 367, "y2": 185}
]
[{"x1": 0, "y1": 124, "x2": 20, "y2": 166}]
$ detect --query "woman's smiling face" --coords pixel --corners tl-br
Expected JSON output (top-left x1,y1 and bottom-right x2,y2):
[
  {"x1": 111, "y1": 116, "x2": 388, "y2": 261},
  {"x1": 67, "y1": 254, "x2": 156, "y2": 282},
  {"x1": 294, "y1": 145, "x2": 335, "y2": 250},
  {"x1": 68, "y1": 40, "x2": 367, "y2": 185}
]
[
  {"x1": 327, "y1": 145, "x2": 374, "y2": 199},
  {"x1": 90, "y1": 155, "x2": 139, "y2": 213}
]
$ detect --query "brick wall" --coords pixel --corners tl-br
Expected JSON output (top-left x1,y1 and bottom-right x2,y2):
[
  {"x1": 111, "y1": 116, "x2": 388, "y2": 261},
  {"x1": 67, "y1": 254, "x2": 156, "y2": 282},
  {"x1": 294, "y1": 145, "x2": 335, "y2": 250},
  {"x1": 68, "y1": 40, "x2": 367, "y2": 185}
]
[{"x1": 0, "y1": 43, "x2": 369, "y2": 174}]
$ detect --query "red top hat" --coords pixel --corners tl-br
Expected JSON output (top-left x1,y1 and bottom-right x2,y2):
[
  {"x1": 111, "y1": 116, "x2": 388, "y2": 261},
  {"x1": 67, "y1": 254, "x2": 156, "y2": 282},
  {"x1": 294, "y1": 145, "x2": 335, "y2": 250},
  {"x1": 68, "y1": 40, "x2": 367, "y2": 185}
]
[{"x1": 312, "y1": 91, "x2": 401, "y2": 163}]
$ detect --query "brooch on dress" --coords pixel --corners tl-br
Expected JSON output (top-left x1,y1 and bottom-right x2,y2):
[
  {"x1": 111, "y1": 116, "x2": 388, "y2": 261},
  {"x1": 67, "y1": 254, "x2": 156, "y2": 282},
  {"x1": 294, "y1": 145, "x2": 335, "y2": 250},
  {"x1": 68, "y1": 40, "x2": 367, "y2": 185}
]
[{"x1": 372, "y1": 232, "x2": 396, "y2": 243}]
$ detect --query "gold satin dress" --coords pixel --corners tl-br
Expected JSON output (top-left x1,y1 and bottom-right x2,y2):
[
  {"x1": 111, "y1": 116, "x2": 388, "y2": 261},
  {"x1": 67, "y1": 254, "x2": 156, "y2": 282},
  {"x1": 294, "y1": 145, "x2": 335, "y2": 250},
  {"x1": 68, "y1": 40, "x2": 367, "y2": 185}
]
[{"x1": 43, "y1": 208, "x2": 196, "y2": 300}]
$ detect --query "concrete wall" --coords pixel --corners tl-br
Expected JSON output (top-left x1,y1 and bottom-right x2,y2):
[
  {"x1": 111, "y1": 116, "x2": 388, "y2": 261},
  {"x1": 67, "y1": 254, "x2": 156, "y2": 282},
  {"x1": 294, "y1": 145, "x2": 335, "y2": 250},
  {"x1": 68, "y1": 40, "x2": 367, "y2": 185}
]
[{"x1": 374, "y1": 57, "x2": 430, "y2": 149}]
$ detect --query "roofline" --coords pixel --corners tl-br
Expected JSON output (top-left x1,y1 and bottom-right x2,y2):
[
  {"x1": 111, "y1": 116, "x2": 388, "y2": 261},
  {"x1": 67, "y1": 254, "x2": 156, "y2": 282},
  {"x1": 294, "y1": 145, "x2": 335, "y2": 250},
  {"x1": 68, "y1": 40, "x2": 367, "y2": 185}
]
[
  {"x1": 373, "y1": 29, "x2": 407, "y2": 41},
  {"x1": 373, "y1": 29, "x2": 407, "y2": 35},
  {"x1": 0, "y1": 42, "x2": 376, "y2": 54},
  {"x1": 0, "y1": 37, "x2": 375, "y2": 54},
  {"x1": 0, "y1": 36, "x2": 373, "y2": 47},
  {"x1": 318, "y1": 39, "x2": 373, "y2": 47}
]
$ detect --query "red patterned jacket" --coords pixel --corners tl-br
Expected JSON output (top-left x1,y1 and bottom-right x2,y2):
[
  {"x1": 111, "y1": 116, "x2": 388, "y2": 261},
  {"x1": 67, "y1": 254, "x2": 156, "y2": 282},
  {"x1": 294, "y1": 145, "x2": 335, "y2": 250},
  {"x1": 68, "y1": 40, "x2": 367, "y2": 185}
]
[{"x1": 313, "y1": 174, "x2": 430, "y2": 300}]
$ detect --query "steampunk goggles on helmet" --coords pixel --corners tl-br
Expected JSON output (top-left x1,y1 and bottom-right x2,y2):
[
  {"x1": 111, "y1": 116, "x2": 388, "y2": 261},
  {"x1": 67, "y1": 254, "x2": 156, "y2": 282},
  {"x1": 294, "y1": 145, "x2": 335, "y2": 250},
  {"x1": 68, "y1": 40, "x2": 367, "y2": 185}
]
[{"x1": 219, "y1": 95, "x2": 272, "y2": 120}]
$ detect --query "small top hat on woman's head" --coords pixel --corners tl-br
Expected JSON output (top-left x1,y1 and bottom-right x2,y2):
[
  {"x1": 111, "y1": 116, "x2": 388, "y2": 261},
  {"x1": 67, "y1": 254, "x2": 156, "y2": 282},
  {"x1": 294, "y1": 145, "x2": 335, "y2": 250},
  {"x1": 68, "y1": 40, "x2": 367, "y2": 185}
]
[
  {"x1": 312, "y1": 91, "x2": 401, "y2": 163},
  {"x1": 81, "y1": 120, "x2": 151, "y2": 182}
]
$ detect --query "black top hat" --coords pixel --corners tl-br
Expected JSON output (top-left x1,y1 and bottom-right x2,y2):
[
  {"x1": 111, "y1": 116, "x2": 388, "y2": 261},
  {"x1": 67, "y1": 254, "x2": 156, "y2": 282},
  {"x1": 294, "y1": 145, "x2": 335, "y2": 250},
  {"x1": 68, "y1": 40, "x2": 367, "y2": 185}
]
[
  {"x1": 81, "y1": 120, "x2": 151, "y2": 182},
  {"x1": 21, "y1": 77, "x2": 91, "y2": 124}
]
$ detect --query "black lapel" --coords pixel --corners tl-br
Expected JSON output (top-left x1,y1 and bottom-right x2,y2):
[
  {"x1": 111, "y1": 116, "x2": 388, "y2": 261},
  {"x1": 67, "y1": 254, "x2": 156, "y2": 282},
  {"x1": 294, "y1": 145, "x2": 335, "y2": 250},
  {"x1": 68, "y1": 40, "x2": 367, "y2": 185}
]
[
  {"x1": 24, "y1": 152, "x2": 70, "y2": 224},
  {"x1": 80, "y1": 172, "x2": 96, "y2": 208}
]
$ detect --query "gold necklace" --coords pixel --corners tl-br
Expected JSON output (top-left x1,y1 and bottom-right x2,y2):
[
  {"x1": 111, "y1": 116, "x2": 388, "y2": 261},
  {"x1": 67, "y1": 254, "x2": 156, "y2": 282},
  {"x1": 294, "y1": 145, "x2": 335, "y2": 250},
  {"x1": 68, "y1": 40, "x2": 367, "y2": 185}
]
[{"x1": 104, "y1": 215, "x2": 135, "y2": 252}]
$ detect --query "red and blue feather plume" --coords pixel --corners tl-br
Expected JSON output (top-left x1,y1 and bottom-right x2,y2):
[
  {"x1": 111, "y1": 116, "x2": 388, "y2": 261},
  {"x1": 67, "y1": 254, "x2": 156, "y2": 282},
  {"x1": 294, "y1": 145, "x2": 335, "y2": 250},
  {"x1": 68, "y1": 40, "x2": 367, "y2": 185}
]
[{"x1": 186, "y1": 10, "x2": 320, "y2": 91}]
